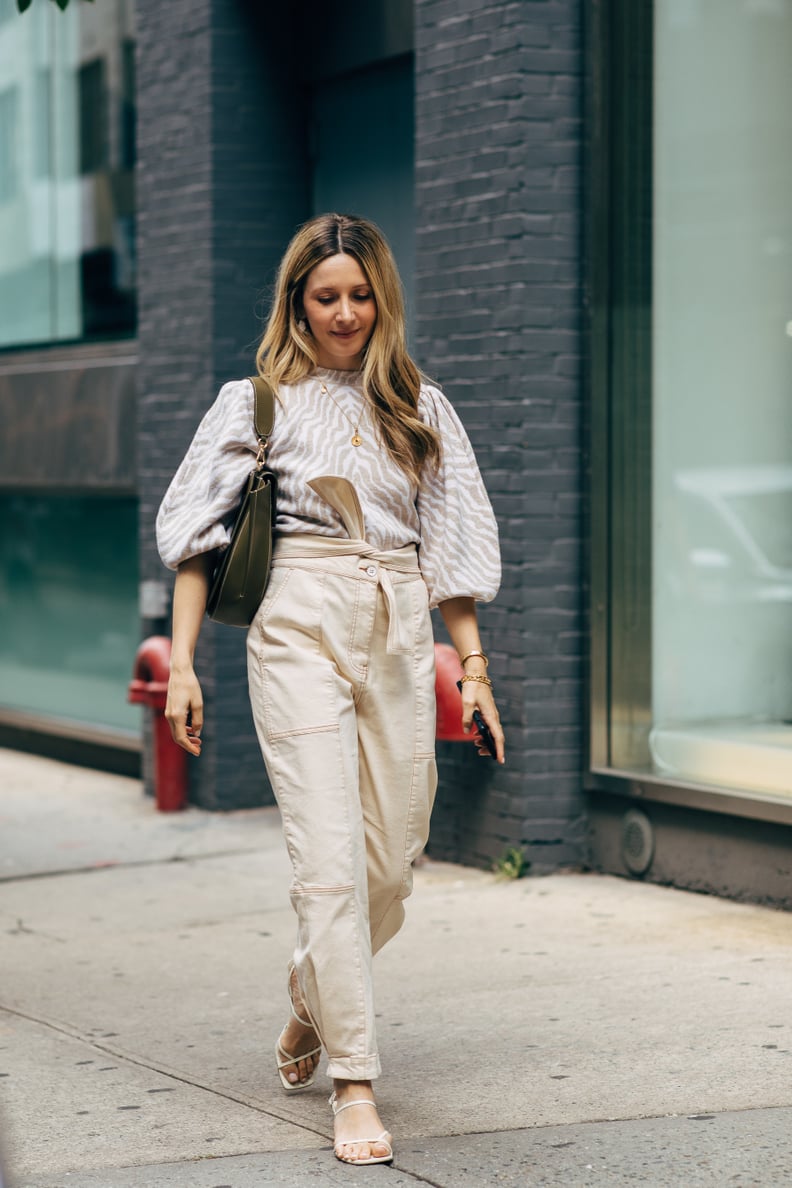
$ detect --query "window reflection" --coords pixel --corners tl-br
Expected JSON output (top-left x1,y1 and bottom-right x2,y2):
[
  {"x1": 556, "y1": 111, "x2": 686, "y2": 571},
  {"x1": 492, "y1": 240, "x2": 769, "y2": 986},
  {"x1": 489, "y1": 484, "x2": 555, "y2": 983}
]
[
  {"x1": 0, "y1": 0, "x2": 136, "y2": 348},
  {"x1": 0, "y1": 86, "x2": 18, "y2": 204},
  {"x1": 651, "y1": 0, "x2": 792, "y2": 798},
  {"x1": 0, "y1": 495, "x2": 140, "y2": 734}
]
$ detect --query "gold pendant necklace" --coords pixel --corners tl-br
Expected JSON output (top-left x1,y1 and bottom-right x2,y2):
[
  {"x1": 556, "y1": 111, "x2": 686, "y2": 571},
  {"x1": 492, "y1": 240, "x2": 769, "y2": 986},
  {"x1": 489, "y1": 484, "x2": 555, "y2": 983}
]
[{"x1": 320, "y1": 381, "x2": 364, "y2": 446}]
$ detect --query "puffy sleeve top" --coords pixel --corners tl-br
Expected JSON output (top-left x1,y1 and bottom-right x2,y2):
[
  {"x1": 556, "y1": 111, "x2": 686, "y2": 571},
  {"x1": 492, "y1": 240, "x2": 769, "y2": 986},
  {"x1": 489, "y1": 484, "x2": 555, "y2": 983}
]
[{"x1": 156, "y1": 368, "x2": 500, "y2": 609}]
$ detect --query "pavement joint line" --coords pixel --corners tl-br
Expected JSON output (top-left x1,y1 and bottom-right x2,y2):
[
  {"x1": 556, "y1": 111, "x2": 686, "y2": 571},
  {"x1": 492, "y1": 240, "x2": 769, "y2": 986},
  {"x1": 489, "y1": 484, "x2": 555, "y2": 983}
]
[
  {"x1": 0, "y1": 847, "x2": 265, "y2": 885},
  {"x1": 52, "y1": 1155, "x2": 449, "y2": 1183},
  {"x1": 390, "y1": 1166, "x2": 445, "y2": 1186},
  {"x1": 0, "y1": 1001, "x2": 332, "y2": 1145},
  {"x1": 8, "y1": 996, "x2": 791, "y2": 1142}
]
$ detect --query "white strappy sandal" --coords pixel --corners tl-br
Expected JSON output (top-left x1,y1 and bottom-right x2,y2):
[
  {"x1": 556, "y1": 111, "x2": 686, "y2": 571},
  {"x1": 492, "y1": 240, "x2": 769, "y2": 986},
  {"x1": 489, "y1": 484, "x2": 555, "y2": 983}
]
[
  {"x1": 329, "y1": 1091, "x2": 394, "y2": 1166},
  {"x1": 275, "y1": 966, "x2": 322, "y2": 1092}
]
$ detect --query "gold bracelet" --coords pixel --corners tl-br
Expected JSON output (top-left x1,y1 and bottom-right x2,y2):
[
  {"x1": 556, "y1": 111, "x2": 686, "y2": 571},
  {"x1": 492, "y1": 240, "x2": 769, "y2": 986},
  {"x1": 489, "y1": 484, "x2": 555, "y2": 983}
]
[
  {"x1": 459, "y1": 673, "x2": 493, "y2": 688},
  {"x1": 460, "y1": 650, "x2": 489, "y2": 668}
]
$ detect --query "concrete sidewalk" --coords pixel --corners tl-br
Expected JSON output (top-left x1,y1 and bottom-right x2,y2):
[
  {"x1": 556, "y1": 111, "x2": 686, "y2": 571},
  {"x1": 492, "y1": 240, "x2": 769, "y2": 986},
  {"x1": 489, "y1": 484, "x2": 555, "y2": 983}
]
[{"x1": 1, "y1": 748, "x2": 791, "y2": 1187}]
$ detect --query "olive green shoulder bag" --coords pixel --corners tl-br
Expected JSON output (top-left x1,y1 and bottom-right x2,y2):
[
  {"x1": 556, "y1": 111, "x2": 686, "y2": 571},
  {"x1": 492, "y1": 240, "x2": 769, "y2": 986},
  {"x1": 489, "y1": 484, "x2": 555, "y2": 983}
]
[{"x1": 206, "y1": 376, "x2": 277, "y2": 627}]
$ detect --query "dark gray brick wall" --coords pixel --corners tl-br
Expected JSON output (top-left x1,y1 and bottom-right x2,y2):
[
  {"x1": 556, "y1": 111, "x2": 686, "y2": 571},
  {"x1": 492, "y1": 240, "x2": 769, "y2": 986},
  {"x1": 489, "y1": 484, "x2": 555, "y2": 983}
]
[
  {"x1": 136, "y1": 0, "x2": 309, "y2": 807},
  {"x1": 135, "y1": 0, "x2": 588, "y2": 856},
  {"x1": 415, "y1": 0, "x2": 587, "y2": 870}
]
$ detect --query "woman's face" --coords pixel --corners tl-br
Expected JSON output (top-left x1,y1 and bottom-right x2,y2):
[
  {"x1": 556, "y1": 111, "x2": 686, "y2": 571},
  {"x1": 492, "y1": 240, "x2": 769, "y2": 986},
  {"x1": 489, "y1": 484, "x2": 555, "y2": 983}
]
[{"x1": 301, "y1": 253, "x2": 377, "y2": 370}]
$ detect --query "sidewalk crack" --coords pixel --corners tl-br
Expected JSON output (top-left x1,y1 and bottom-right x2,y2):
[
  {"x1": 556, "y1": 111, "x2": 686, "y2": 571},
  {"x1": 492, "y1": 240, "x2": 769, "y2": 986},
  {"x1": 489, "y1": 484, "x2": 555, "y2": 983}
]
[
  {"x1": 391, "y1": 1169, "x2": 445, "y2": 1187},
  {"x1": 0, "y1": 1000, "x2": 330, "y2": 1143},
  {"x1": 0, "y1": 847, "x2": 263, "y2": 885},
  {"x1": 5, "y1": 916, "x2": 67, "y2": 943}
]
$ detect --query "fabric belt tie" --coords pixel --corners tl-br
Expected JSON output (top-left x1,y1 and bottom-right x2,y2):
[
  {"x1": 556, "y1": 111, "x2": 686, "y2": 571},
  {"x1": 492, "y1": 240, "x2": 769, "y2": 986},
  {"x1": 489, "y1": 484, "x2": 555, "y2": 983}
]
[
  {"x1": 272, "y1": 536, "x2": 419, "y2": 656},
  {"x1": 270, "y1": 475, "x2": 423, "y2": 656}
]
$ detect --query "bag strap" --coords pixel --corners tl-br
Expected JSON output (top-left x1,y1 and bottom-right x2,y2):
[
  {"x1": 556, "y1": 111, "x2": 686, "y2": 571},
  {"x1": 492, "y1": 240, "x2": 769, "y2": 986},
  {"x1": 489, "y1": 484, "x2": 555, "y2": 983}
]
[{"x1": 249, "y1": 376, "x2": 275, "y2": 459}]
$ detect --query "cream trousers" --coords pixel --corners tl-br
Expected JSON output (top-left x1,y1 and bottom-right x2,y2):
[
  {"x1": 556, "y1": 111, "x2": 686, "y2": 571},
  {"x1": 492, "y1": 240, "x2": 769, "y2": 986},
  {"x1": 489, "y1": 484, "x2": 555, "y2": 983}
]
[{"x1": 246, "y1": 477, "x2": 438, "y2": 1081}]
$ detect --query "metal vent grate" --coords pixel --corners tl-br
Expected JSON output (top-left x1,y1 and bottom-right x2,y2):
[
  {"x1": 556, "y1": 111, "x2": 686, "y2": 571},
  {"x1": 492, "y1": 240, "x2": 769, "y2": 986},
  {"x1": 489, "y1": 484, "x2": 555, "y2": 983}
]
[{"x1": 621, "y1": 809, "x2": 655, "y2": 875}]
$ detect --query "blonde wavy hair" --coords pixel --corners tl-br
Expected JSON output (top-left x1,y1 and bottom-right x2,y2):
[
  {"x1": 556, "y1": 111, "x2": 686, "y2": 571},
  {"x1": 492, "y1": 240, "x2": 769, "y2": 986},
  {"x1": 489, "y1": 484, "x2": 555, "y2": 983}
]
[{"x1": 256, "y1": 213, "x2": 441, "y2": 482}]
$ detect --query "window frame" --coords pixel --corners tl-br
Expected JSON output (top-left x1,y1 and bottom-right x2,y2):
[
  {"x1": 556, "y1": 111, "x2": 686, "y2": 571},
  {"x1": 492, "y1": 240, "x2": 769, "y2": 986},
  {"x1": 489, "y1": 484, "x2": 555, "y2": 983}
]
[{"x1": 585, "y1": 0, "x2": 792, "y2": 827}]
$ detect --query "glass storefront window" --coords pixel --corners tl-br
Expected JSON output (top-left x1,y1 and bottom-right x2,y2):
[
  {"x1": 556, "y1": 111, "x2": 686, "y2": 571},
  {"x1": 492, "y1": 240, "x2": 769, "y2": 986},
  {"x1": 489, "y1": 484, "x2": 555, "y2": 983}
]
[
  {"x1": 0, "y1": 495, "x2": 140, "y2": 734},
  {"x1": 0, "y1": 0, "x2": 136, "y2": 349},
  {"x1": 591, "y1": 0, "x2": 792, "y2": 805},
  {"x1": 651, "y1": 0, "x2": 792, "y2": 797}
]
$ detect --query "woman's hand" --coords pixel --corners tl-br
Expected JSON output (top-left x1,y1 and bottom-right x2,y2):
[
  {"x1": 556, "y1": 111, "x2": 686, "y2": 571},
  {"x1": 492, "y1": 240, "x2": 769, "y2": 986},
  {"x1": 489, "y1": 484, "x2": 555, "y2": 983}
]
[
  {"x1": 436, "y1": 596, "x2": 506, "y2": 765},
  {"x1": 166, "y1": 553, "x2": 213, "y2": 756},
  {"x1": 459, "y1": 678, "x2": 505, "y2": 765},
  {"x1": 165, "y1": 664, "x2": 204, "y2": 756}
]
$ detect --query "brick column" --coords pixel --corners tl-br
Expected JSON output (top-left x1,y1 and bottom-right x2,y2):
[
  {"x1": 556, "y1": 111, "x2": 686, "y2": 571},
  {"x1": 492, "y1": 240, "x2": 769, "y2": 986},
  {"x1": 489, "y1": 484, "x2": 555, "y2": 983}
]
[
  {"x1": 415, "y1": 0, "x2": 587, "y2": 868},
  {"x1": 136, "y1": 0, "x2": 309, "y2": 807}
]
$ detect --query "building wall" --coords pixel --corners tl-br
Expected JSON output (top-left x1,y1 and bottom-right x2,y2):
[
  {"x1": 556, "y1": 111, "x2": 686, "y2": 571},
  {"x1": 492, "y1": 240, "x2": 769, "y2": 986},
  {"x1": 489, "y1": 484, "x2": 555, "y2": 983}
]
[
  {"x1": 414, "y1": 0, "x2": 587, "y2": 869},
  {"x1": 134, "y1": 0, "x2": 589, "y2": 863},
  {"x1": 136, "y1": 0, "x2": 309, "y2": 807}
]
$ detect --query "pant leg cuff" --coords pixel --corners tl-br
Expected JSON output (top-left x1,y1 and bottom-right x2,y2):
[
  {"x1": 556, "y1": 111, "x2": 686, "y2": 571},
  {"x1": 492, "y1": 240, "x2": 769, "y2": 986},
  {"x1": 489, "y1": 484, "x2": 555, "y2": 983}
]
[{"x1": 326, "y1": 1054, "x2": 382, "y2": 1081}]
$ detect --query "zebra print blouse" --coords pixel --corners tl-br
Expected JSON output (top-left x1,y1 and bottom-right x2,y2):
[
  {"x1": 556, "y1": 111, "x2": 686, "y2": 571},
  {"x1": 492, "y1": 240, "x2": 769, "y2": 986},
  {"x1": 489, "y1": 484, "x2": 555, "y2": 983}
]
[{"x1": 155, "y1": 368, "x2": 500, "y2": 609}]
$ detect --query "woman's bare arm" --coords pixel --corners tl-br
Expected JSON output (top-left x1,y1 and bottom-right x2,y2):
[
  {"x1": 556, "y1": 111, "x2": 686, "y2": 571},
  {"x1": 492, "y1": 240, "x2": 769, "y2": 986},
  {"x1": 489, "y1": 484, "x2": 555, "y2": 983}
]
[{"x1": 165, "y1": 553, "x2": 213, "y2": 756}]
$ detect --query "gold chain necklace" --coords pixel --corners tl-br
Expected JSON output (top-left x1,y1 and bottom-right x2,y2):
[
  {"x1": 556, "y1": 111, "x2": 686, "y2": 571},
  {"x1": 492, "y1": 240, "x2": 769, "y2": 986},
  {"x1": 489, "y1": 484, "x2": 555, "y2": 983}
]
[{"x1": 319, "y1": 380, "x2": 364, "y2": 447}]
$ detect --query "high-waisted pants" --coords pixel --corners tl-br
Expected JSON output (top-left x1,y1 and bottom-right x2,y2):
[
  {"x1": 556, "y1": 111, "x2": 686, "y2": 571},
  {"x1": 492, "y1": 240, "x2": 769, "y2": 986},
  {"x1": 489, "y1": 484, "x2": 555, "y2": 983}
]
[{"x1": 246, "y1": 516, "x2": 437, "y2": 1081}]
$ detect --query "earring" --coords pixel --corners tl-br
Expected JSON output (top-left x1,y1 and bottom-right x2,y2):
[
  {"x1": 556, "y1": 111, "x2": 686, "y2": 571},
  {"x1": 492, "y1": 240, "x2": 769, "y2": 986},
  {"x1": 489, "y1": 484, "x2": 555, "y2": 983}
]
[{"x1": 298, "y1": 318, "x2": 307, "y2": 333}]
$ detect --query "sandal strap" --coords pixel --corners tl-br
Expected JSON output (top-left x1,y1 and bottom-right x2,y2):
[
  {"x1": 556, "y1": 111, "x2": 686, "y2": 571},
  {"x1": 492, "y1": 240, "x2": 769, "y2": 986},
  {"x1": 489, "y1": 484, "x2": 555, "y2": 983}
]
[
  {"x1": 289, "y1": 1001, "x2": 314, "y2": 1029},
  {"x1": 276, "y1": 1039, "x2": 322, "y2": 1071},
  {"x1": 287, "y1": 963, "x2": 317, "y2": 1030},
  {"x1": 330, "y1": 1095, "x2": 380, "y2": 1116},
  {"x1": 336, "y1": 1131, "x2": 391, "y2": 1146}
]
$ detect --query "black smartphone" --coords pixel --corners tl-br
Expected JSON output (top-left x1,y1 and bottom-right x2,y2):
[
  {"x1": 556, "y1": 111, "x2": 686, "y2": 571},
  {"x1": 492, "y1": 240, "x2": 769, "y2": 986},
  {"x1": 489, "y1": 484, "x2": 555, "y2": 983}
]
[{"x1": 456, "y1": 680, "x2": 498, "y2": 759}]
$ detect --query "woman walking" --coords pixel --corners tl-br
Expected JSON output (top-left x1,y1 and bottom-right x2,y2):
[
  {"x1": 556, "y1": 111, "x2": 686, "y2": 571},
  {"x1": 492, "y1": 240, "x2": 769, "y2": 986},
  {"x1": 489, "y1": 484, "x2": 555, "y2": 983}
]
[{"x1": 156, "y1": 214, "x2": 503, "y2": 1165}]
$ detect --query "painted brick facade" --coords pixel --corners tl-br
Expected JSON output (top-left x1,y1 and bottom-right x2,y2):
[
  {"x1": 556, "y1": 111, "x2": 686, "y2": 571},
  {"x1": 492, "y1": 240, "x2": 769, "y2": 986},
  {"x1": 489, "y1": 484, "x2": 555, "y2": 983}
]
[
  {"x1": 134, "y1": 0, "x2": 587, "y2": 865},
  {"x1": 136, "y1": 1, "x2": 308, "y2": 807},
  {"x1": 414, "y1": 0, "x2": 587, "y2": 869}
]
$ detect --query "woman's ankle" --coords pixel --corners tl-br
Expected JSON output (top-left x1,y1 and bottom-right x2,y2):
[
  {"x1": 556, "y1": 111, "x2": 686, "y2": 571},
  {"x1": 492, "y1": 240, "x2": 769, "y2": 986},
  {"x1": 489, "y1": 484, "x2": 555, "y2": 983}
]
[{"x1": 333, "y1": 1077, "x2": 374, "y2": 1101}]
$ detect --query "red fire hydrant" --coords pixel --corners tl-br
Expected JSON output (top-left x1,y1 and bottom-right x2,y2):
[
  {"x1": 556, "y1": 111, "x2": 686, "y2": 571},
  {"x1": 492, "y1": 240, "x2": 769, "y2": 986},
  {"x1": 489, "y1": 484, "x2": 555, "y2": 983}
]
[
  {"x1": 434, "y1": 642, "x2": 476, "y2": 742},
  {"x1": 128, "y1": 636, "x2": 188, "y2": 812}
]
